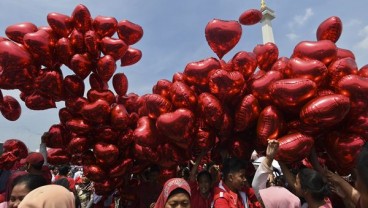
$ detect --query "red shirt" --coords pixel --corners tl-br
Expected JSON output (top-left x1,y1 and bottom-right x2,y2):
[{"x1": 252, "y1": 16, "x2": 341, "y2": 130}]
[
  {"x1": 54, "y1": 175, "x2": 76, "y2": 191},
  {"x1": 189, "y1": 181, "x2": 213, "y2": 208}
]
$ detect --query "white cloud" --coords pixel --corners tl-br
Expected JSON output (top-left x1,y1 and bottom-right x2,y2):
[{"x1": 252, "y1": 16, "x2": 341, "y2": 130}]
[
  {"x1": 288, "y1": 8, "x2": 314, "y2": 29},
  {"x1": 357, "y1": 25, "x2": 368, "y2": 49},
  {"x1": 286, "y1": 33, "x2": 299, "y2": 41}
]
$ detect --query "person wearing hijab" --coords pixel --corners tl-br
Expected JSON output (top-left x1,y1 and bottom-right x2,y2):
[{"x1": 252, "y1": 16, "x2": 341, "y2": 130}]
[
  {"x1": 153, "y1": 178, "x2": 191, "y2": 208},
  {"x1": 18, "y1": 184, "x2": 75, "y2": 208}
]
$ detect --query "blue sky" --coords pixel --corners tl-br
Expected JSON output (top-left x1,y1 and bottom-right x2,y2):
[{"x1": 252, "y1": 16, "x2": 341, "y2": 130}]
[{"x1": 1, "y1": 0, "x2": 368, "y2": 151}]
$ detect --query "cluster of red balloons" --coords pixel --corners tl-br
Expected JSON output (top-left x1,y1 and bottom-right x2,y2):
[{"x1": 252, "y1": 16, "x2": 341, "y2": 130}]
[{"x1": 1, "y1": 5, "x2": 367, "y2": 194}]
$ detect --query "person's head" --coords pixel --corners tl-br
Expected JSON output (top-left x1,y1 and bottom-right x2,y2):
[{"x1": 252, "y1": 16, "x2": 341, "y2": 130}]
[
  {"x1": 295, "y1": 168, "x2": 330, "y2": 201},
  {"x1": 9, "y1": 174, "x2": 47, "y2": 208},
  {"x1": 196, "y1": 171, "x2": 212, "y2": 195},
  {"x1": 18, "y1": 185, "x2": 75, "y2": 208},
  {"x1": 58, "y1": 165, "x2": 70, "y2": 176},
  {"x1": 53, "y1": 178, "x2": 70, "y2": 191},
  {"x1": 20, "y1": 152, "x2": 44, "y2": 172},
  {"x1": 222, "y1": 157, "x2": 248, "y2": 191},
  {"x1": 146, "y1": 165, "x2": 160, "y2": 182},
  {"x1": 355, "y1": 142, "x2": 368, "y2": 194},
  {"x1": 154, "y1": 178, "x2": 191, "y2": 208}
]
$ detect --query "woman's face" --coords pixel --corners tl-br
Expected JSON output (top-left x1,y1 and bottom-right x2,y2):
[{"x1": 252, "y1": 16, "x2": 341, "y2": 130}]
[
  {"x1": 8, "y1": 183, "x2": 30, "y2": 208},
  {"x1": 165, "y1": 193, "x2": 190, "y2": 208}
]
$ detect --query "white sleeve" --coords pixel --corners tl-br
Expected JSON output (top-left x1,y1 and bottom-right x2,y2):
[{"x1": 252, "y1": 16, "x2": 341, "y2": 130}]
[{"x1": 251, "y1": 159, "x2": 273, "y2": 200}]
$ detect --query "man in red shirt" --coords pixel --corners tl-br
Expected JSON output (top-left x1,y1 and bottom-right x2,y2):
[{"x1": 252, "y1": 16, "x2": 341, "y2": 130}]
[
  {"x1": 189, "y1": 170, "x2": 213, "y2": 208},
  {"x1": 213, "y1": 157, "x2": 261, "y2": 208},
  {"x1": 20, "y1": 152, "x2": 52, "y2": 184}
]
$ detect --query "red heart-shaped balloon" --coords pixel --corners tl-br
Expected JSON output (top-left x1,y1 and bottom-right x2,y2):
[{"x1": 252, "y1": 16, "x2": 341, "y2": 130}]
[
  {"x1": 184, "y1": 57, "x2": 221, "y2": 88},
  {"x1": 81, "y1": 99, "x2": 110, "y2": 124},
  {"x1": 93, "y1": 15, "x2": 118, "y2": 37},
  {"x1": 47, "y1": 12, "x2": 74, "y2": 38},
  {"x1": 284, "y1": 58, "x2": 327, "y2": 86},
  {"x1": 257, "y1": 105, "x2": 284, "y2": 146},
  {"x1": 170, "y1": 81, "x2": 197, "y2": 110},
  {"x1": 100, "y1": 37, "x2": 128, "y2": 60},
  {"x1": 83, "y1": 164, "x2": 106, "y2": 182},
  {"x1": 3, "y1": 139, "x2": 28, "y2": 158},
  {"x1": 47, "y1": 148, "x2": 70, "y2": 165},
  {"x1": 234, "y1": 94, "x2": 260, "y2": 132},
  {"x1": 66, "y1": 117, "x2": 91, "y2": 135},
  {"x1": 58, "y1": 107, "x2": 74, "y2": 124},
  {"x1": 328, "y1": 57, "x2": 358, "y2": 87},
  {"x1": 358, "y1": 64, "x2": 368, "y2": 78},
  {"x1": 0, "y1": 96, "x2": 21, "y2": 121},
  {"x1": 152, "y1": 79, "x2": 172, "y2": 99},
  {"x1": 205, "y1": 19, "x2": 242, "y2": 59},
  {"x1": 45, "y1": 124, "x2": 68, "y2": 148},
  {"x1": 70, "y1": 53, "x2": 92, "y2": 79},
  {"x1": 112, "y1": 73, "x2": 128, "y2": 96},
  {"x1": 316, "y1": 16, "x2": 342, "y2": 43},
  {"x1": 25, "y1": 92, "x2": 56, "y2": 110},
  {"x1": 253, "y1": 42, "x2": 279, "y2": 71},
  {"x1": 277, "y1": 132, "x2": 314, "y2": 164},
  {"x1": 110, "y1": 104, "x2": 130, "y2": 130},
  {"x1": 67, "y1": 136, "x2": 89, "y2": 154},
  {"x1": 239, "y1": 9, "x2": 262, "y2": 25},
  {"x1": 117, "y1": 20, "x2": 143, "y2": 45},
  {"x1": 269, "y1": 78, "x2": 317, "y2": 109},
  {"x1": 250, "y1": 70, "x2": 283, "y2": 103},
  {"x1": 198, "y1": 93, "x2": 224, "y2": 129},
  {"x1": 0, "y1": 40, "x2": 32, "y2": 69},
  {"x1": 192, "y1": 125, "x2": 216, "y2": 151},
  {"x1": 141, "y1": 94, "x2": 172, "y2": 119},
  {"x1": 133, "y1": 116, "x2": 159, "y2": 147},
  {"x1": 71, "y1": 4, "x2": 92, "y2": 32},
  {"x1": 97, "y1": 55, "x2": 116, "y2": 82},
  {"x1": 337, "y1": 48, "x2": 355, "y2": 60},
  {"x1": 65, "y1": 96, "x2": 87, "y2": 114},
  {"x1": 337, "y1": 75, "x2": 368, "y2": 100},
  {"x1": 63, "y1": 75, "x2": 85, "y2": 98},
  {"x1": 23, "y1": 30, "x2": 54, "y2": 67},
  {"x1": 120, "y1": 47, "x2": 142, "y2": 66},
  {"x1": 94, "y1": 142, "x2": 119, "y2": 165},
  {"x1": 89, "y1": 73, "x2": 109, "y2": 91},
  {"x1": 87, "y1": 89, "x2": 115, "y2": 104},
  {"x1": 5, "y1": 22, "x2": 38, "y2": 44},
  {"x1": 230, "y1": 51, "x2": 258, "y2": 79},
  {"x1": 93, "y1": 125, "x2": 119, "y2": 144},
  {"x1": 0, "y1": 152, "x2": 18, "y2": 170},
  {"x1": 271, "y1": 57, "x2": 289, "y2": 72},
  {"x1": 209, "y1": 69, "x2": 245, "y2": 101},
  {"x1": 84, "y1": 30, "x2": 100, "y2": 58},
  {"x1": 35, "y1": 68, "x2": 64, "y2": 100},
  {"x1": 69, "y1": 29, "x2": 85, "y2": 53},
  {"x1": 156, "y1": 108, "x2": 195, "y2": 143},
  {"x1": 172, "y1": 72, "x2": 186, "y2": 83},
  {"x1": 300, "y1": 94, "x2": 350, "y2": 127},
  {"x1": 109, "y1": 158, "x2": 133, "y2": 177},
  {"x1": 55, "y1": 37, "x2": 74, "y2": 65},
  {"x1": 347, "y1": 112, "x2": 368, "y2": 138},
  {"x1": 292, "y1": 40, "x2": 337, "y2": 66}
]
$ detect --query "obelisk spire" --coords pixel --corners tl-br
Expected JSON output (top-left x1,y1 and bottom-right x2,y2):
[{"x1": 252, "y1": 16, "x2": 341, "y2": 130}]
[{"x1": 260, "y1": 0, "x2": 276, "y2": 44}]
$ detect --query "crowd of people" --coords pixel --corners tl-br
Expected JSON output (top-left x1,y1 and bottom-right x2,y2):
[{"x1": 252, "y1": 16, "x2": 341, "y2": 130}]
[{"x1": 0, "y1": 140, "x2": 367, "y2": 208}]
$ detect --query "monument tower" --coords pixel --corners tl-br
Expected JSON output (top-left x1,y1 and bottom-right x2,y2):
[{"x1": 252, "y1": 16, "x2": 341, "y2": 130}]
[{"x1": 260, "y1": 0, "x2": 276, "y2": 44}]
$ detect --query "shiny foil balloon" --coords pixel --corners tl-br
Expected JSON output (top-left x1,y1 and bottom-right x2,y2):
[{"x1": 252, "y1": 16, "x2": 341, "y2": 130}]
[
  {"x1": 97, "y1": 55, "x2": 117, "y2": 82},
  {"x1": 70, "y1": 53, "x2": 92, "y2": 79},
  {"x1": 170, "y1": 81, "x2": 197, "y2": 110},
  {"x1": 239, "y1": 9, "x2": 262, "y2": 25},
  {"x1": 337, "y1": 48, "x2": 355, "y2": 60},
  {"x1": 94, "y1": 142, "x2": 119, "y2": 165},
  {"x1": 66, "y1": 118, "x2": 91, "y2": 135},
  {"x1": 198, "y1": 92, "x2": 224, "y2": 129},
  {"x1": 83, "y1": 164, "x2": 106, "y2": 182},
  {"x1": 152, "y1": 79, "x2": 172, "y2": 99},
  {"x1": 65, "y1": 96, "x2": 87, "y2": 114},
  {"x1": 0, "y1": 152, "x2": 18, "y2": 170},
  {"x1": 55, "y1": 37, "x2": 74, "y2": 65},
  {"x1": 156, "y1": 108, "x2": 195, "y2": 142},
  {"x1": 45, "y1": 124, "x2": 68, "y2": 148},
  {"x1": 113, "y1": 73, "x2": 128, "y2": 96},
  {"x1": 93, "y1": 15, "x2": 118, "y2": 37},
  {"x1": 89, "y1": 73, "x2": 108, "y2": 92},
  {"x1": 5, "y1": 22, "x2": 38, "y2": 44},
  {"x1": 47, "y1": 12, "x2": 74, "y2": 38},
  {"x1": 3, "y1": 139, "x2": 28, "y2": 158},
  {"x1": 81, "y1": 99, "x2": 110, "y2": 124},
  {"x1": 100, "y1": 37, "x2": 128, "y2": 60},
  {"x1": 142, "y1": 94, "x2": 172, "y2": 119},
  {"x1": 120, "y1": 47, "x2": 142, "y2": 66},
  {"x1": 71, "y1": 4, "x2": 92, "y2": 32},
  {"x1": 69, "y1": 29, "x2": 85, "y2": 53},
  {"x1": 316, "y1": 16, "x2": 342, "y2": 43},
  {"x1": 269, "y1": 78, "x2": 317, "y2": 108},
  {"x1": 234, "y1": 94, "x2": 260, "y2": 132},
  {"x1": 93, "y1": 126, "x2": 119, "y2": 144},
  {"x1": 110, "y1": 104, "x2": 130, "y2": 130},
  {"x1": 208, "y1": 69, "x2": 245, "y2": 101},
  {"x1": 23, "y1": 29, "x2": 54, "y2": 67},
  {"x1": 0, "y1": 96, "x2": 21, "y2": 121},
  {"x1": 184, "y1": 57, "x2": 221, "y2": 88},
  {"x1": 347, "y1": 113, "x2": 368, "y2": 138},
  {"x1": 133, "y1": 116, "x2": 159, "y2": 147},
  {"x1": 337, "y1": 75, "x2": 368, "y2": 100},
  {"x1": 35, "y1": 68, "x2": 64, "y2": 100},
  {"x1": 328, "y1": 57, "x2": 358, "y2": 87},
  {"x1": 271, "y1": 57, "x2": 289, "y2": 73},
  {"x1": 117, "y1": 20, "x2": 144, "y2": 45},
  {"x1": 277, "y1": 133, "x2": 314, "y2": 164},
  {"x1": 172, "y1": 72, "x2": 186, "y2": 83},
  {"x1": 63, "y1": 75, "x2": 85, "y2": 98},
  {"x1": 284, "y1": 58, "x2": 327, "y2": 86},
  {"x1": 0, "y1": 40, "x2": 32, "y2": 69},
  {"x1": 84, "y1": 30, "x2": 99, "y2": 58},
  {"x1": 193, "y1": 126, "x2": 216, "y2": 151},
  {"x1": 257, "y1": 106, "x2": 284, "y2": 147},
  {"x1": 205, "y1": 19, "x2": 242, "y2": 59},
  {"x1": 300, "y1": 94, "x2": 350, "y2": 127},
  {"x1": 325, "y1": 132, "x2": 365, "y2": 174},
  {"x1": 230, "y1": 51, "x2": 258, "y2": 79},
  {"x1": 67, "y1": 136, "x2": 89, "y2": 154},
  {"x1": 109, "y1": 158, "x2": 133, "y2": 177},
  {"x1": 47, "y1": 148, "x2": 70, "y2": 165},
  {"x1": 87, "y1": 89, "x2": 115, "y2": 104},
  {"x1": 292, "y1": 40, "x2": 337, "y2": 66},
  {"x1": 253, "y1": 42, "x2": 279, "y2": 71},
  {"x1": 25, "y1": 92, "x2": 56, "y2": 110},
  {"x1": 250, "y1": 70, "x2": 283, "y2": 103},
  {"x1": 358, "y1": 64, "x2": 368, "y2": 78}
]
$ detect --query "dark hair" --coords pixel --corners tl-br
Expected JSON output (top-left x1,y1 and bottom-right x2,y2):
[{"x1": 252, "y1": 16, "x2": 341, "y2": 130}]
[
  {"x1": 31, "y1": 162, "x2": 43, "y2": 171},
  {"x1": 12, "y1": 174, "x2": 47, "y2": 192},
  {"x1": 54, "y1": 178, "x2": 70, "y2": 190},
  {"x1": 168, "y1": 188, "x2": 190, "y2": 199},
  {"x1": 356, "y1": 142, "x2": 368, "y2": 188},
  {"x1": 197, "y1": 170, "x2": 212, "y2": 182},
  {"x1": 58, "y1": 165, "x2": 70, "y2": 176},
  {"x1": 298, "y1": 168, "x2": 330, "y2": 201},
  {"x1": 222, "y1": 157, "x2": 247, "y2": 180}
]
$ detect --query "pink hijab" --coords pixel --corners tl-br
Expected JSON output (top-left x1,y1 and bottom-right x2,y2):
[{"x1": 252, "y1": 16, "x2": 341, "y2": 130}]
[
  {"x1": 154, "y1": 178, "x2": 191, "y2": 208},
  {"x1": 18, "y1": 184, "x2": 75, "y2": 208},
  {"x1": 259, "y1": 186, "x2": 301, "y2": 208}
]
